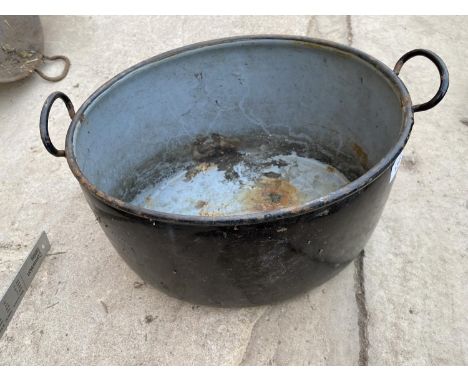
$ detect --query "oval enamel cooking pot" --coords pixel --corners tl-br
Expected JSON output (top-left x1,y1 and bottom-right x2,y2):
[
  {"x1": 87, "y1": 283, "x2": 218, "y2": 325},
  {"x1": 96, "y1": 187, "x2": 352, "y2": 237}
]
[{"x1": 39, "y1": 36, "x2": 448, "y2": 307}]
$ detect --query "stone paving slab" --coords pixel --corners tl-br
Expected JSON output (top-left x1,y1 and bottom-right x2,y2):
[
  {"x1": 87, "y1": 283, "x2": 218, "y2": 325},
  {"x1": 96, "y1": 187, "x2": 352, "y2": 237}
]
[
  {"x1": 0, "y1": 15, "x2": 466, "y2": 365},
  {"x1": 351, "y1": 16, "x2": 468, "y2": 365},
  {"x1": 0, "y1": 16, "x2": 359, "y2": 366}
]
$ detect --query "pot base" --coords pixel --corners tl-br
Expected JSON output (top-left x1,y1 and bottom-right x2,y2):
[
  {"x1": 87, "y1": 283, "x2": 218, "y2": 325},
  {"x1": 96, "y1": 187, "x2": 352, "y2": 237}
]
[
  {"x1": 131, "y1": 152, "x2": 349, "y2": 217},
  {"x1": 116, "y1": 132, "x2": 358, "y2": 217}
]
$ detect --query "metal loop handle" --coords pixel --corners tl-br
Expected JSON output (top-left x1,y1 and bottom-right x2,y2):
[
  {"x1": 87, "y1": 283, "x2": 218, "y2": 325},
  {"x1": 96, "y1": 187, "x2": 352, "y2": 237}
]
[
  {"x1": 40, "y1": 92, "x2": 75, "y2": 157},
  {"x1": 35, "y1": 55, "x2": 71, "y2": 82},
  {"x1": 394, "y1": 49, "x2": 449, "y2": 113}
]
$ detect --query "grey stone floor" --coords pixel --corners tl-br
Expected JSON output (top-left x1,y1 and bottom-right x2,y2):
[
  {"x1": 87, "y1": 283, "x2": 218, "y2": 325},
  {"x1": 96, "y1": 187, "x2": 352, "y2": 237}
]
[{"x1": 0, "y1": 16, "x2": 466, "y2": 365}]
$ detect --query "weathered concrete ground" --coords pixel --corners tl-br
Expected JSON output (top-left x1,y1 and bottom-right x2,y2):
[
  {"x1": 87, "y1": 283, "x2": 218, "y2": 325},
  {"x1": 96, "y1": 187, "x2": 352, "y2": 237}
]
[{"x1": 0, "y1": 16, "x2": 466, "y2": 365}]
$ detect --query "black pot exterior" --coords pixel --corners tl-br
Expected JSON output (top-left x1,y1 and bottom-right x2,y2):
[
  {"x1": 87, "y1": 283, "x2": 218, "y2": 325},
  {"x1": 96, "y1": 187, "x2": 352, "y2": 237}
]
[
  {"x1": 39, "y1": 36, "x2": 449, "y2": 307},
  {"x1": 83, "y1": 162, "x2": 394, "y2": 307}
]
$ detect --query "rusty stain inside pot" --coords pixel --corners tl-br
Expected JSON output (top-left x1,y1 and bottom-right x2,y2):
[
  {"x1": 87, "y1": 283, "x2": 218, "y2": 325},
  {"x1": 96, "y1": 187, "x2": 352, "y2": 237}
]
[
  {"x1": 125, "y1": 133, "x2": 353, "y2": 217},
  {"x1": 351, "y1": 142, "x2": 369, "y2": 170},
  {"x1": 240, "y1": 177, "x2": 303, "y2": 212}
]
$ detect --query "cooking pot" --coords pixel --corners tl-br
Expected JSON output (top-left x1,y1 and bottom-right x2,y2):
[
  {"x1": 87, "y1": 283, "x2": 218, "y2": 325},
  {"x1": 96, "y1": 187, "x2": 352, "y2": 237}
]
[{"x1": 39, "y1": 36, "x2": 448, "y2": 307}]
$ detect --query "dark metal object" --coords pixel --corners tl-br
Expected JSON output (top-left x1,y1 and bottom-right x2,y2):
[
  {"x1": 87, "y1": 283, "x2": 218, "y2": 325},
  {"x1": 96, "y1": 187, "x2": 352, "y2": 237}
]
[
  {"x1": 40, "y1": 91, "x2": 75, "y2": 157},
  {"x1": 0, "y1": 16, "x2": 70, "y2": 83},
  {"x1": 0, "y1": 232, "x2": 50, "y2": 339},
  {"x1": 39, "y1": 36, "x2": 449, "y2": 306},
  {"x1": 393, "y1": 49, "x2": 449, "y2": 112},
  {"x1": 34, "y1": 54, "x2": 71, "y2": 82}
]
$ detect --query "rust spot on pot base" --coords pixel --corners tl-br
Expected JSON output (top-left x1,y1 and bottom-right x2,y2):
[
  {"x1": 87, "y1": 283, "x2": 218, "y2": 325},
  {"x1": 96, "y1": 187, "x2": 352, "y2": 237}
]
[{"x1": 240, "y1": 177, "x2": 304, "y2": 212}]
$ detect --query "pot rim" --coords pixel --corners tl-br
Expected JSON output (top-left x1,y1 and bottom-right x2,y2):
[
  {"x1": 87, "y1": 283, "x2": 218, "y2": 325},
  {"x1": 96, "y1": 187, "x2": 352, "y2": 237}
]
[{"x1": 65, "y1": 35, "x2": 414, "y2": 226}]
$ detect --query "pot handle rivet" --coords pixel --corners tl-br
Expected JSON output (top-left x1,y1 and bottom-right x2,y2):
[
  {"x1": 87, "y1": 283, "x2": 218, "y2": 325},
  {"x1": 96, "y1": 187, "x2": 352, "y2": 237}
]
[
  {"x1": 39, "y1": 91, "x2": 75, "y2": 157},
  {"x1": 393, "y1": 49, "x2": 449, "y2": 113}
]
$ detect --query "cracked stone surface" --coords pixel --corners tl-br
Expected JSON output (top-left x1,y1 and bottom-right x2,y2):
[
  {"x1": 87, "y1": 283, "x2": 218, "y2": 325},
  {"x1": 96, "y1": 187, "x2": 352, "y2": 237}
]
[
  {"x1": 351, "y1": 16, "x2": 468, "y2": 365},
  {"x1": 0, "y1": 16, "x2": 466, "y2": 365}
]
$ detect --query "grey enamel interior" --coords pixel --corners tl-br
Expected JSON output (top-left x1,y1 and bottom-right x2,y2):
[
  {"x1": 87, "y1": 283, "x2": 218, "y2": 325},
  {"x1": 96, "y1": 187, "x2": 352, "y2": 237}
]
[{"x1": 73, "y1": 39, "x2": 404, "y2": 201}]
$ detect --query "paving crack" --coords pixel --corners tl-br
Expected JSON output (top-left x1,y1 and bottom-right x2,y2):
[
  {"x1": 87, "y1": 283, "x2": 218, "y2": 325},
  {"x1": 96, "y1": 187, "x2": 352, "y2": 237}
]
[
  {"x1": 346, "y1": 15, "x2": 354, "y2": 46},
  {"x1": 306, "y1": 16, "x2": 315, "y2": 36},
  {"x1": 354, "y1": 250, "x2": 369, "y2": 366},
  {"x1": 239, "y1": 306, "x2": 271, "y2": 365}
]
